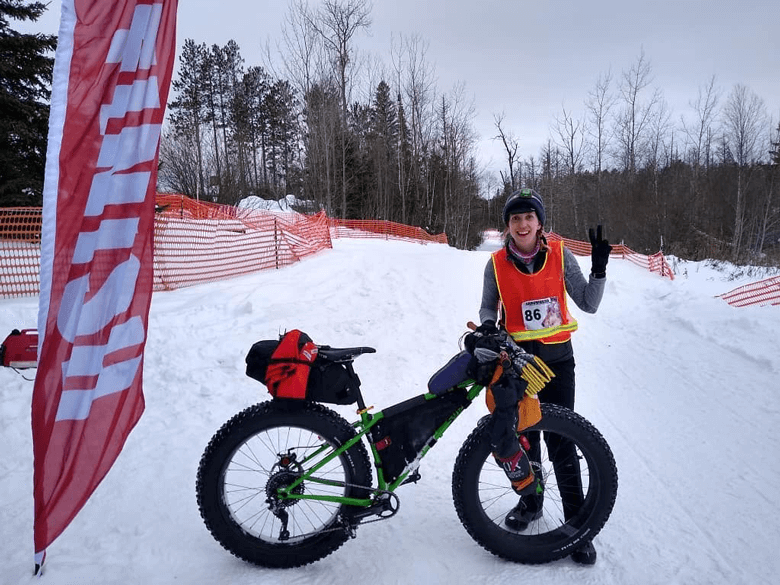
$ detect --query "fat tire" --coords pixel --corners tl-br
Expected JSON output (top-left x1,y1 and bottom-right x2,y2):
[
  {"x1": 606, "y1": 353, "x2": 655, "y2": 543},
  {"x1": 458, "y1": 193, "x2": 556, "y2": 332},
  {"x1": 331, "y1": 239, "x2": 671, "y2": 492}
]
[
  {"x1": 452, "y1": 403, "x2": 618, "y2": 564},
  {"x1": 196, "y1": 400, "x2": 372, "y2": 568}
]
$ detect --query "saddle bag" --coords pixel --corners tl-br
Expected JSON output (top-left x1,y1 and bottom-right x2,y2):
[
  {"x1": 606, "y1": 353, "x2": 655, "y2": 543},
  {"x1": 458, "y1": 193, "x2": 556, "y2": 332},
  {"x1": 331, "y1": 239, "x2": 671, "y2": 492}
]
[
  {"x1": 245, "y1": 330, "x2": 358, "y2": 405},
  {"x1": 307, "y1": 358, "x2": 358, "y2": 405}
]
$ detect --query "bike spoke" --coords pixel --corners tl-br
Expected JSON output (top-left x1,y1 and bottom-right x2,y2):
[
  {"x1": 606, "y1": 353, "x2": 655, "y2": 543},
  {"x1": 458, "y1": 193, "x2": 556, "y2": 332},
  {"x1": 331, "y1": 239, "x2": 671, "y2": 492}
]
[
  {"x1": 476, "y1": 430, "x2": 594, "y2": 537},
  {"x1": 197, "y1": 401, "x2": 374, "y2": 567},
  {"x1": 220, "y1": 424, "x2": 350, "y2": 543}
]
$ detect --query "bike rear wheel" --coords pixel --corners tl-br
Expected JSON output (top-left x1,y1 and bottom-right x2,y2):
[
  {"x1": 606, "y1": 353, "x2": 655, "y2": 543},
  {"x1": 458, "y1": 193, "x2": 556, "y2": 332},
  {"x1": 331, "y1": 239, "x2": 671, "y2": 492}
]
[
  {"x1": 196, "y1": 400, "x2": 372, "y2": 568},
  {"x1": 452, "y1": 403, "x2": 618, "y2": 564}
]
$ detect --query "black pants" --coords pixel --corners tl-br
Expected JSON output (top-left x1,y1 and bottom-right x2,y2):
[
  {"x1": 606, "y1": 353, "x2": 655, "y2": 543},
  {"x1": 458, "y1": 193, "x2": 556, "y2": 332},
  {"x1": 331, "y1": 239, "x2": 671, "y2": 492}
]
[{"x1": 524, "y1": 357, "x2": 584, "y2": 520}]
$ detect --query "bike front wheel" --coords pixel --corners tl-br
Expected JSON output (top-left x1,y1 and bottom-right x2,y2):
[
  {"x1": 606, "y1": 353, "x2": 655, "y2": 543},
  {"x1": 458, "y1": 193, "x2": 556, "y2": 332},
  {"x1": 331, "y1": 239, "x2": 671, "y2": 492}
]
[
  {"x1": 196, "y1": 400, "x2": 373, "y2": 568},
  {"x1": 452, "y1": 403, "x2": 618, "y2": 564}
]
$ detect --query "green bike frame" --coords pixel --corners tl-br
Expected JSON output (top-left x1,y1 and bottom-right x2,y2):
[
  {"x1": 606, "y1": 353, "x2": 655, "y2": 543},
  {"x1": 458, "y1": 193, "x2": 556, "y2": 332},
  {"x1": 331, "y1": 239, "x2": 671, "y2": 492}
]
[{"x1": 276, "y1": 379, "x2": 486, "y2": 506}]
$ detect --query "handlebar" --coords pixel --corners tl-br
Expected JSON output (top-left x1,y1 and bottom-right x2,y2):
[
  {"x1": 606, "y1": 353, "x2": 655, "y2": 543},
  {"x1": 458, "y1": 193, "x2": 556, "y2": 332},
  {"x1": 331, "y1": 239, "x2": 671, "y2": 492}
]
[{"x1": 464, "y1": 321, "x2": 555, "y2": 396}]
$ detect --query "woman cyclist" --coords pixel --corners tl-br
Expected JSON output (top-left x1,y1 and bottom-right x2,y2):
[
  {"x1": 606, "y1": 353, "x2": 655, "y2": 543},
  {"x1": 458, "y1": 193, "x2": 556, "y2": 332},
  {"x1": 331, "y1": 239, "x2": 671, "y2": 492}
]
[{"x1": 477, "y1": 187, "x2": 611, "y2": 565}]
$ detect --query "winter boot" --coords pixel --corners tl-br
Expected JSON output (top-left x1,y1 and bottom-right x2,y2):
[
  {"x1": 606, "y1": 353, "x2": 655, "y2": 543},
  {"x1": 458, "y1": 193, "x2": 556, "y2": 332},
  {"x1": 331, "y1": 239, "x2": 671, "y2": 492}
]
[
  {"x1": 571, "y1": 541, "x2": 597, "y2": 565},
  {"x1": 504, "y1": 462, "x2": 544, "y2": 530},
  {"x1": 505, "y1": 494, "x2": 543, "y2": 531}
]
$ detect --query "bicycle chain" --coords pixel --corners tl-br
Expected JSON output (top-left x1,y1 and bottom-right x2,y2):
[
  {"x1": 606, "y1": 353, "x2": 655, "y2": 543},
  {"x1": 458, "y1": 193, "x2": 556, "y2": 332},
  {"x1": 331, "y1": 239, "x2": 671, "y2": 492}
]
[{"x1": 271, "y1": 480, "x2": 400, "y2": 539}]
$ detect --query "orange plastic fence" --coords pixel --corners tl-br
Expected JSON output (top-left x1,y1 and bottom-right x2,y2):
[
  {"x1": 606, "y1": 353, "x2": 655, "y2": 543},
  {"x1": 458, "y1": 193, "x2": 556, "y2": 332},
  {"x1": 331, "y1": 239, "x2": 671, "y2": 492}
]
[
  {"x1": 330, "y1": 218, "x2": 448, "y2": 244},
  {"x1": 717, "y1": 275, "x2": 780, "y2": 307},
  {"x1": 0, "y1": 195, "x2": 447, "y2": 299},
  {"x1": 0, "y1": 208, "x2": 42, "y2": 297},
  {"x1": 153, "y1": 197, "x2": 332, "y2": 291},
  {"x1": 546, "y1": 232, "x2": 674, "y2": 280}
]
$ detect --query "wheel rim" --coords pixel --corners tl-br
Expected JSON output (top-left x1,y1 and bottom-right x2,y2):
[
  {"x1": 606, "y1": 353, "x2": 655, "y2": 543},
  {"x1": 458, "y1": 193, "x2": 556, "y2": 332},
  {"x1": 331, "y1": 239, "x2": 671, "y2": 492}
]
[{"x1": 219, "y1": 424, "x2": 349, "y2": 544}]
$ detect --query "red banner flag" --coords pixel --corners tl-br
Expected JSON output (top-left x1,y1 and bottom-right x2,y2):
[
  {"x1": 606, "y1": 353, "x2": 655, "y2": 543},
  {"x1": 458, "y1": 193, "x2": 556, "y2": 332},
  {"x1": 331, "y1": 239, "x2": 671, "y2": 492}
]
[{"x1": 32, "y1": 0, "x2": 178, "y2": 571}]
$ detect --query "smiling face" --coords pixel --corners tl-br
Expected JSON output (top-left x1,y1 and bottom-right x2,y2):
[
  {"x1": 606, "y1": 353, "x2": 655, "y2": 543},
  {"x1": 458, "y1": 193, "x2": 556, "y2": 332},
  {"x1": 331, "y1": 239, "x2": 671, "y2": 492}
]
[{"x1": 507, "y1": 211, "x2": 541, "y2": 253}]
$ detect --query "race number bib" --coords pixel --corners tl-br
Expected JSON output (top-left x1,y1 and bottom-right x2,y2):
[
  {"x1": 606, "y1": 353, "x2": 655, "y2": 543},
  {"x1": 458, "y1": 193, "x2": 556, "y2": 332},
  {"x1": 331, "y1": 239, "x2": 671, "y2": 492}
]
[{"x1": 521, "y1": 297, "x2": 563, "y2": 330}]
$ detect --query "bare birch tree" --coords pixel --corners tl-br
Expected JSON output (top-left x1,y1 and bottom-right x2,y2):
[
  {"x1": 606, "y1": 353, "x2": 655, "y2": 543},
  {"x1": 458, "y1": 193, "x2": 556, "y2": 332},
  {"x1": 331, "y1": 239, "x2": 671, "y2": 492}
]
[
  {"x1": 585, "y1": 69, "x2": 617, "y2": 216},
  {"x1": 396, "y1": 33, "x2": 436, "y2": 226},
  {"x1": 615, "y1": 49, "x2": 662, "y2": 175},
  {"x1": 682, "y1": 75, "x2": 720, "y2": 170},
  {"x1": 493, "y1": 112, "x2": 520, "y2": 192},
  {"x1": 722, "y1": 83, "x2": 768, "y2": 259},
  {"x1": 305, "y1": 0, "x2": 372, "y2": 217},
  {"x1": 553, "y1": 104, "x2": 588, "y2": 232}
]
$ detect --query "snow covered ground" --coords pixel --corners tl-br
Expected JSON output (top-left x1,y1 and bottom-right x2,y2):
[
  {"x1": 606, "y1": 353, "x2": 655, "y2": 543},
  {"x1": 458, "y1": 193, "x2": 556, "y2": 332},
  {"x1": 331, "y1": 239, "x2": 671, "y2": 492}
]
[{"x1": 2, "y1": 236, "x2": 779, "y2": 584}]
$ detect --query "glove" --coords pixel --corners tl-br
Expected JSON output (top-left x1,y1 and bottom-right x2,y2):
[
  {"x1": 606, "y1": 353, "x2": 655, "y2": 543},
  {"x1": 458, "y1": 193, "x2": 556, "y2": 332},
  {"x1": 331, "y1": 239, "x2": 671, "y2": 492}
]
[
  {"x1": 510, "y1": 348, "x2": 535, "y2": 372},
  {"x1": 465, "y1": 321, "x2": 498, "y2": 356},
  {"x1": 465, "y1": 321, "x2": 501, "y2": 384},
  {"x1": 476, "y1": 320, "x2": 498, "y2": 335},
  {"x1": 490, "y1": 372, "x2": 526, "y2": 408},
  {"x1": 464, "y1": 321, "x2": 500, "y2": 358},
  {"x1": 589, "y1": 225, "x2": 612, "y2": 277}
]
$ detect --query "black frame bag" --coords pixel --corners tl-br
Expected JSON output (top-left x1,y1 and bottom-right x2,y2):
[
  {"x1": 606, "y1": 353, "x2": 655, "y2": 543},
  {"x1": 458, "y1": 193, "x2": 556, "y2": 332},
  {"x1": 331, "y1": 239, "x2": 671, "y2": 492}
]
[{"x1": 370, "y1": 389, "x2": 470, "y2": 484}]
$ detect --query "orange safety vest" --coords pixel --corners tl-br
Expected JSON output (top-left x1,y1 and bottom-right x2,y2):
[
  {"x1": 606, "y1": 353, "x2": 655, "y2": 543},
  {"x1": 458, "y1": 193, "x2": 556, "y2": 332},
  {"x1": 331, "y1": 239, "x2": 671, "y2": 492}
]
[{"x1": 491, "y1": 241, "x2": 578, "y2": 344}]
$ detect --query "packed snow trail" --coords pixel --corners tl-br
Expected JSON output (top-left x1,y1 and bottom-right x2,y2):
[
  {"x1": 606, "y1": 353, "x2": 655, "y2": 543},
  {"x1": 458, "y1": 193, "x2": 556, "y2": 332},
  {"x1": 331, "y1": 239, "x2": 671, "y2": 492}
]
[{"x1": 1, "y1": 237, "x2": 779, "y2": 585}]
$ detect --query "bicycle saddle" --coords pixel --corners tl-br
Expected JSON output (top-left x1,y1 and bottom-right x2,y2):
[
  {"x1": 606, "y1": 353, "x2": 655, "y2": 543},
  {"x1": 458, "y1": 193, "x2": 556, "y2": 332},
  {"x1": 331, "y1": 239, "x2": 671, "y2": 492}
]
[{"x1": 317, "y1": 345, "x2": 376, "y2": 362}]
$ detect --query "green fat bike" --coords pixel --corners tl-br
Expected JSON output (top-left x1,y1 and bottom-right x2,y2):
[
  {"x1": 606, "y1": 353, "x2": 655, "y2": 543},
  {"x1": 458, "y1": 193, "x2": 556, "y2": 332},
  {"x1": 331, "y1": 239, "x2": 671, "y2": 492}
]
[{"x1": 195, "y1": 329, "x2": 618, "y2": 568}]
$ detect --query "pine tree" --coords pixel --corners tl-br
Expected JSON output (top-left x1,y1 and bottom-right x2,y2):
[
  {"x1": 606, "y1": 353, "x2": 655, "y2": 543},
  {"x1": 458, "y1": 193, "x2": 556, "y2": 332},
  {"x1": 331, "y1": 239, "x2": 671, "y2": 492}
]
[
  {"x1": 265, "y1": 79, "x2": 298, "y2": 197},
  {"x1": 0, "y1": 0, "x2": 56, "y2": 206},
  {"x1": 231, "y1": 65, "x2": 271, "y2": 196},
  {"x1": 396, "y1": 92, "x2": 412, "y2": 224},
  {"x1": 167, "y1": 39, "x2": 209, "y2": 199},
  {"x1": 368, "y1": 80, "x2": 398, "y2": 220}
]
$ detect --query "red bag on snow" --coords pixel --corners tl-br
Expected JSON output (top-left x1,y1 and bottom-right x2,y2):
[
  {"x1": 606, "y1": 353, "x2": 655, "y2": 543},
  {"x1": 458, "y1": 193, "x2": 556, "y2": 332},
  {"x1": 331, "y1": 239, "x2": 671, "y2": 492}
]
[
  {"x1": 1, "y1": 329, "x2": 39, "y2": 369},
  {"x1": 263, "y1": 330, "x2": 319, "y2": 399}
]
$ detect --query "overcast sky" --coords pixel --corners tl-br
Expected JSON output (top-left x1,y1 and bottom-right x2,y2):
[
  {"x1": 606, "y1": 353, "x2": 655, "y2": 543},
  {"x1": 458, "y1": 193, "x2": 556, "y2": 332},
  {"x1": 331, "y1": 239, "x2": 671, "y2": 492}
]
[{"x1": 25, "y1": 0, "x2": 780, "y2": 180}]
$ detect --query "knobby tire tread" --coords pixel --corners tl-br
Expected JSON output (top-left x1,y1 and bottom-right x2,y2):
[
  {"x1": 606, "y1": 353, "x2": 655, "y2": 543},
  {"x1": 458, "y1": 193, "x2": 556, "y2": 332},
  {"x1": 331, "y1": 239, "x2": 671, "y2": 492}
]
[
  {"x1": 196, "y1": 400, "x2": 372, "y2": 568},
  {"x1": 451, "y1": 403, "x2": 618, "y2": 564}
]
